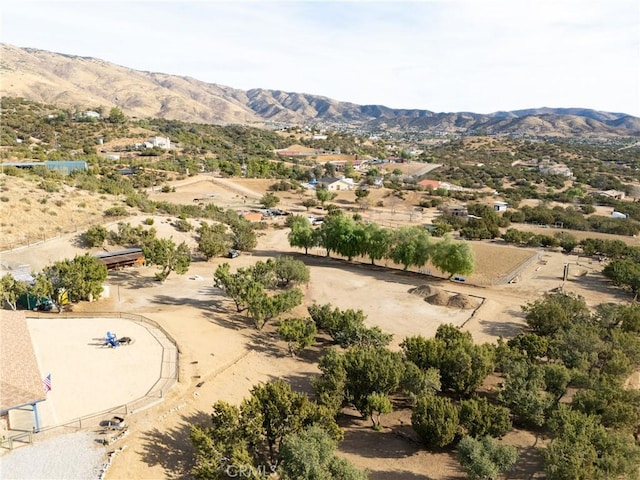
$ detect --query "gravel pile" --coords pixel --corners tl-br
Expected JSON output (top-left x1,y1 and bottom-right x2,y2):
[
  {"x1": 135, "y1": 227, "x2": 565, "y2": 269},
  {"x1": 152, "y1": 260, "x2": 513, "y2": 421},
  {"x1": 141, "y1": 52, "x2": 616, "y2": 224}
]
[{"x1": 0, "y1": 431, "x2": 105, "y2": 479}]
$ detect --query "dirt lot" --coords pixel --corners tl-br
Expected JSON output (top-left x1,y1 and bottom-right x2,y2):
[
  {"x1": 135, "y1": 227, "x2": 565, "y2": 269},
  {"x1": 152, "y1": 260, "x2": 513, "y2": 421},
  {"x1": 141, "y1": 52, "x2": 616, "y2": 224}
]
[{"x1": 1, "y1": 175, "x2": 634, "y2": 479}]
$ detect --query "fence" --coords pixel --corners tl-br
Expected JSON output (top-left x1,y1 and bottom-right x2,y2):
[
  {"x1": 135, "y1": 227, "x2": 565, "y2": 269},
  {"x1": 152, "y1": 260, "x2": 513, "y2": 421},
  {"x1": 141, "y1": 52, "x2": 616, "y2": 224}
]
[
  {"x1": 492, "y1": 250, "x2": 543, "y2": 285},
  {"x1": 22, "y1": 312, "x2": 179, "y2": 438}
]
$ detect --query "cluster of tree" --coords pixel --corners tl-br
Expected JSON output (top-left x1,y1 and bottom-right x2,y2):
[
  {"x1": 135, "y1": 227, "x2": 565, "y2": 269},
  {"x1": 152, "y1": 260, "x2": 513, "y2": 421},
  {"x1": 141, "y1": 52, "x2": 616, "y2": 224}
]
[
  {"x1": 287, "y1": 213, "x2": 474, "y2": 278},
  {"x1": 310, "y1": 320, "x2": 519, "y2": 479},
  {"x1": 83, "y1": 222, "x2": 191, "y2": 282},
  {"x1": 500, "y1": 229, "x2": 640, "y2": 296},
  {"x1": 495, "y1": 293, "x2": 640, "y2": 477},
  {"x1": 308, "y1": 303, "x2": 393, "y2": 349},
  {"x1": 214, "y1": 257, "x2": 309, "y2": 329},
  {"x1": 0, "y1": 253, "x2": 107, "y2": 308},
  {"x1": 190, "y1": 380, "x2": 367, "y2": 480},
  {"x1": 501, "y1": 228, "x2": 579, "y2": 251},
  {"x1": 503, "y1": 205, "x2": 640, "y2": 236}
]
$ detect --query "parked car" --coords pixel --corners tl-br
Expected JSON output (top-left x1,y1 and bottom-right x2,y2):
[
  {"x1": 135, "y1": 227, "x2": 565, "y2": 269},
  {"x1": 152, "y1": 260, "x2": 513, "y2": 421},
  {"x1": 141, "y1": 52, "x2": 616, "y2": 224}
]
[
  {"x1": 227, "y1": 249, "x2": 240, "y2": 259},
  {"x1": 35, "y1": 300, "x2": 55, "y2": 312}
]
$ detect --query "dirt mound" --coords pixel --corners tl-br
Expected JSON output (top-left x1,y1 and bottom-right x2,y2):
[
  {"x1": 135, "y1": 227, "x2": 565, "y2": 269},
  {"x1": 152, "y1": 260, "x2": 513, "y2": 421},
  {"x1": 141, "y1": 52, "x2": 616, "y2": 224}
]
[
  {"x1": 447, "y1": 293, "x2": 479, "y2": 310},
  {"x1": 426, "y1": 291, "x2": 451, "y2": 306},
  {"x1": 409, "y1": 284, "x2": 439, "y2": 297}
]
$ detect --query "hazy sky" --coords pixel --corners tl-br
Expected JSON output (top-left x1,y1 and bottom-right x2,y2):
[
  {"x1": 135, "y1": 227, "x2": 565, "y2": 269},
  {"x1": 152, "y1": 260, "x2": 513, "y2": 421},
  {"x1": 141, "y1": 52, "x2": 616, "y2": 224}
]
[{"x1": 3, "y1": 0, "x2": 640, "y2": 116}]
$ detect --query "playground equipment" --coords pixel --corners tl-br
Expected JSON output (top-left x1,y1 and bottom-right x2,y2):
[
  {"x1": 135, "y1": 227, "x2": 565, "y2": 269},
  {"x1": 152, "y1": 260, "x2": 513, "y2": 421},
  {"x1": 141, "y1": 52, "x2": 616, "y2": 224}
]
[{"x1": 103, "y1": 332, "x2": 133, "y2": 348}]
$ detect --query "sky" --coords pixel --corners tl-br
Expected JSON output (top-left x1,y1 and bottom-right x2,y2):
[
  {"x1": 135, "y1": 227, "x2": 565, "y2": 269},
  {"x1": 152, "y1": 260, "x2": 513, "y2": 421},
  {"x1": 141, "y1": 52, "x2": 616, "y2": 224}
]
[{"x1": 2, "y1": 0, "x2": 640, "y2": 116}]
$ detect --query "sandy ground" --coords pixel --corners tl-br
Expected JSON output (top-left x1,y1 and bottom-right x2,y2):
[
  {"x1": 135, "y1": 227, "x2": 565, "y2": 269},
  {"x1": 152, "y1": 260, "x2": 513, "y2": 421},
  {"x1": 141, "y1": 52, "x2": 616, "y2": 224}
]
[
  {"x1": 24, "y1": 316, "x2": 165, "y2": 428},
  {"x1": 1, "y1": 176, "x2": 634, "y2": 480}
]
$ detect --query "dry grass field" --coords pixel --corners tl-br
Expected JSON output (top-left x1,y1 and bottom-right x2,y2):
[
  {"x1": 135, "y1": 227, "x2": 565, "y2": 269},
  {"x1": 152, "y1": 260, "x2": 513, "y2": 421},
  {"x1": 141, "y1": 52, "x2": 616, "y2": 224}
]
[{"x1": 1, "y1": 173, "x2": 636, "y2": 479}]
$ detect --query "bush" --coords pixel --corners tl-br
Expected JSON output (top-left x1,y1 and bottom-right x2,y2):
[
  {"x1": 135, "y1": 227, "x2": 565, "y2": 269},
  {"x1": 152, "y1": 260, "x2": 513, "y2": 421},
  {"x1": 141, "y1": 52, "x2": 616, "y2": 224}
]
[
  {"x1": 411, "y1": 394, "x2": 459, "y2": 447},
  {"x1": 82, "y1": 225, "x2": 109, "y2": 247},
  {"x1": 103, "y1": 206, "x2": 127, "y2": 217}
]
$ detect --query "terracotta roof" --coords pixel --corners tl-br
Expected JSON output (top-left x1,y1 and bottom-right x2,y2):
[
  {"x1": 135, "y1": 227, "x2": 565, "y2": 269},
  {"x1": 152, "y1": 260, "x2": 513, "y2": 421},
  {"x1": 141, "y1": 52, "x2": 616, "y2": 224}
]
[{"x1": 0, "y1": 310, "x2": 46, "y2": 411}]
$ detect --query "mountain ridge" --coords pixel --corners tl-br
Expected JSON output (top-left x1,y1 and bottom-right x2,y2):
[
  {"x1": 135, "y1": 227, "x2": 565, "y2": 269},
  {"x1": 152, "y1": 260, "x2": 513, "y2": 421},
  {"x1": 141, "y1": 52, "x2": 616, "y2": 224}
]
[{"x1": 1, "y1": 44, "x2": 638, "y2": 138}]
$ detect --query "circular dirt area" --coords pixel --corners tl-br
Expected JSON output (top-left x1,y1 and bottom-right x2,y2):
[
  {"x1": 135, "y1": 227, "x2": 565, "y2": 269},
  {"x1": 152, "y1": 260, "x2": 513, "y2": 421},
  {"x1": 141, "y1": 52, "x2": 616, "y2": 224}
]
[{"x1": 25, "y1": 316, "x2": 170, "y2": 428}]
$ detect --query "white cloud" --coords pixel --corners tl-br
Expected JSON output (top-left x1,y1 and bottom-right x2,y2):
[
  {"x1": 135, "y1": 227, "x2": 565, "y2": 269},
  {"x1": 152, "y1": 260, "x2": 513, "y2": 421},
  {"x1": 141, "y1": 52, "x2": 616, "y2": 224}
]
[{"x1": 2, "y1": 0, "x2": 638, "y2": 115}]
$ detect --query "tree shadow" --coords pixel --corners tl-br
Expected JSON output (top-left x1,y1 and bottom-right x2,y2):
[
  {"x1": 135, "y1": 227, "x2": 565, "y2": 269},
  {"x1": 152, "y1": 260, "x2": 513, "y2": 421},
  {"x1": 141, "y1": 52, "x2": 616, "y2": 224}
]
[
  {"x1": 504, "y1": 442, "x2": 545, "y2": 480},
  {"x1": 151, "y1": 294, "x2": 229, "y2": 313},
  {"x1": 478, "y1": 319, "x2": 526, "y2": 339},
  {"x1": 201, "y1": 309, "x2": 251, "y2": 331},
  {"x1": 108, "y1": 270, "x2": 158, "y2": 289},
  {"x1": 139, "y1": 410, "x2": 211, "y2": 479},
  {"x1": 368, "y1": 471, "x2": 436, "y2": 480}
]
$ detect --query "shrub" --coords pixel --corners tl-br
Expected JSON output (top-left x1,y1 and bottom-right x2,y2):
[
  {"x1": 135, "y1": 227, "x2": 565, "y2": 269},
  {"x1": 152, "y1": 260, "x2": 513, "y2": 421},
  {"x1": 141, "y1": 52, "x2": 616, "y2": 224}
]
[{"x1": 104, "y1": 206, "x2": 127, "y2": 217}]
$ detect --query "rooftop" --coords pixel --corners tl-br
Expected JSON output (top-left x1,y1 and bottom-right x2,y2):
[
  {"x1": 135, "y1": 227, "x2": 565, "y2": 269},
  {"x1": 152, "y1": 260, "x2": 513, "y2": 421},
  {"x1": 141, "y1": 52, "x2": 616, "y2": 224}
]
[{"x1": 0, "y1": 310, "x2": 46, "y2": 412}]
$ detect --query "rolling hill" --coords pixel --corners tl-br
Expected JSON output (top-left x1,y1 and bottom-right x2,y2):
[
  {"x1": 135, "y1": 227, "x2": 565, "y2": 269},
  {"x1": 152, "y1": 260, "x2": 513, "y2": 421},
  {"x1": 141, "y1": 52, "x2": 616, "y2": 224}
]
[{"x1": 1, "y1": 44, "x2": 638, "y2": 138}]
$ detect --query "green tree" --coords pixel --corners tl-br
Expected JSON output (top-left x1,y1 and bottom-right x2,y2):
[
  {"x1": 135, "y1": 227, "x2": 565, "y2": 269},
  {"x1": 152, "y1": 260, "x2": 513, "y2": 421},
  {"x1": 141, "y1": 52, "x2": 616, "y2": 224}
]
[
  {"x1": 279, "y1": 426, "x2": 368, "y2": 480},
  {"x1": 497, "y1": 357, "x2": 553, "y2": 427},
  {"x1": 246, "y1": 286, "x2": 303, "y2": 330},
  {"x1": 402, "y1": 326, "x2": 495, "y2": 397},
  {"x1": 288, "y1": 221, "x2": 316, "y2": 255},
  {"x1": 313, "y1": 349, "x2": 347, "y2": 414},
  {"x1": 0, "y1": 274, "x2": 29, "y2": 310},
  {"x1": 457, "y1": 435, "x2": 519, "y2": 480},
  {"x1": 365, "y1": 392, "x2": 393, "y2": 430},
  {"x1": 316, "y1": 188, "x2": 336, "y2": 207},
  {"x1": 400, "y1": 362, "x2": 441, "y2": 404},
  {"x1": 197, "y1": 222, "x2": 232, "y2": 260},
  {"x1": 459, "y1": 397, "x2": 512, "y2": 438},
  {"x1": 278, "y1": 317, "x2": 317, "y2": 356},
  {"x1": 230, "y1": 220, "x2": 258, "y2": 252},
  {"x1": 214, "y1": 262, "x2": 254, "y2": 313},
  {"x1": 261, "y1": 192, "x2": 280, "y2": 209},
  {"x1": 302, "y1": 198, "x2": 318, "y2": 211},
  {"x1": 411, "y1": 394, "x2": 459, "y2": 448},
  {"x1": 108, "y1": 107, "x2": 126, "y2": 124},
  {"x1": 242, "y1": 380, "x2": 341, "y2": 464},
  {"x1": 43, "y1": 253, "x2": 107, "y2": 302},
  {"x1": 361, "y1": 223, "x2": 393, "y2": 265},
  {"x1": 273, "y1": 256, "x2": 310, "y2": 286},
  {"x1": 544, "y1": 405, "x2": 640, "y2": 480},
  {"x1": 389, "y1": 226, "x2": 432, "y2": 270},
  {"x1": 191, "y1": 381, "x2": 341, "y2": 478},
  {"x1": 603, "y1": 259, "x2": 640, "y2": 297},
  {"x1": 142, "y1": 238, "x2": 191, "y2": 281},
  {"x1": 82, "y1": 225, "x2": 109, "y2": 247},
  {"x1": 342, "y1": 347, "x2": 404, "y2": 415},
  {"x1": 431, "y1": 235, "x2": 475, "y2": 279},
  {"x1": 523, "y1": 292, "x2": 592, "y2": 336}
]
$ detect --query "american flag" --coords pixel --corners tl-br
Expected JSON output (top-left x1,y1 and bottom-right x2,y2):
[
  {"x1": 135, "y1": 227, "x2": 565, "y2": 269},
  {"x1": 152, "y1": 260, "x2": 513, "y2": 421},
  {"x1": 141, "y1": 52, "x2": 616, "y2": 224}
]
[{"x1": 43, "y1": 374, "x2": 52, "y2": 393}]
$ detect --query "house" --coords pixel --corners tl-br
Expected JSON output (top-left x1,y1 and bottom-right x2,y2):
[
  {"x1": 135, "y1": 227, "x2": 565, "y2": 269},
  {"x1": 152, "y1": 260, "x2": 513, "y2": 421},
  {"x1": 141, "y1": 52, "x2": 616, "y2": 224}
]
[
  {"x1": 242, "y1": 212, "x2": 264, "y2": 222},
  {"x1": 599, "y1": 190, "x2": 626, "y2": 200},
  {"x1": 95, "y1": 248, "x2": 145, "y2": 270},
  {"x1": 418, "y1": 179, "x2": 442, "y2": 189},
  {"x1": 441, "y1": 204, "x2": 469, "y2": 217},
  {"x1": 145, "y1": 136, "x2": 171, "y2": 149},
  {"x1": 318, "y1": 176, "x2": 356, "y2": 191},
  {"x1": 494, "y1": 201, "x2": 508, "y2": 212},
  {"x1": 1, "y1": 311, "x2": 48, "y2": 433},
  {"x1": 539, "y1": 163, "x2": 573, "y2": 177}
]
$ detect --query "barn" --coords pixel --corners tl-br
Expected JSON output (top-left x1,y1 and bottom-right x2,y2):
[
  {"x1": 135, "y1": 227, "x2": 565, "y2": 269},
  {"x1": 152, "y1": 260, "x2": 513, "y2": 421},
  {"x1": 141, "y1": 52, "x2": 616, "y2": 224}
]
[{"x1": 95, "y1": 248, "x2": 144, "y2": 270}]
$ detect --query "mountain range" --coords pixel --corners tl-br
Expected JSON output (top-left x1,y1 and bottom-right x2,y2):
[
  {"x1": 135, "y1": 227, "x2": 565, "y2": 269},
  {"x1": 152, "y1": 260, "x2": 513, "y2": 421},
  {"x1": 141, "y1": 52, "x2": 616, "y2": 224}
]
[{"x1": 1, "y1": 44, "x2": 638, "y2": 138}]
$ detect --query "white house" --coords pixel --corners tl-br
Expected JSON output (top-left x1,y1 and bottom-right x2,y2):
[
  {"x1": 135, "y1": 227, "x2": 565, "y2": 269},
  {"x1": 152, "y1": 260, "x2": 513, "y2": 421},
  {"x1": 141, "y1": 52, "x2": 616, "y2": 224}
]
[
  {"x1": 494, "y1": 201, "x2": 508, "y2": 212},
  {"x1": 319, "y1": 176, "x2": 357, "y2": 191},
  {"x1": 146, "y1": 136, "x2": 171, "y2": 149}
]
